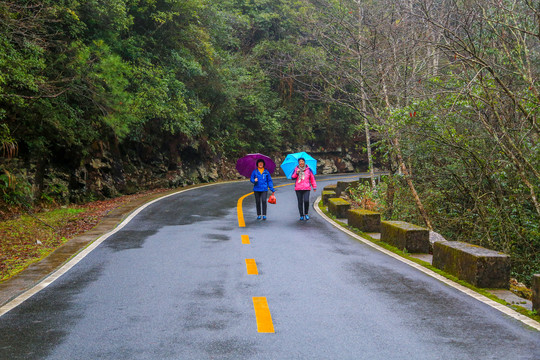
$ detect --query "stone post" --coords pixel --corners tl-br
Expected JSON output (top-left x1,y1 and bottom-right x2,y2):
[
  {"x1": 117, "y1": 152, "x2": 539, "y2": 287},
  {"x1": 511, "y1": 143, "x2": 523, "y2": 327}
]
[
  {"x1": 533, "y1": 274, "x2": 540, "y2": 312},
  {"x1": 347, "y1": 209, "x2": 381, "y2": 232},
  {"x1": 380, "y1": 221, "x2": 430, "y2": 253},
  {"x1": 432, "y1": 241, "x2": 510, "y2": 288},
  {"x1": 327, "y1": 198, "x2": 351, "y2": 218},
  {"x1": 322, "y1": 191, "x2": 337, "y2": 206}
]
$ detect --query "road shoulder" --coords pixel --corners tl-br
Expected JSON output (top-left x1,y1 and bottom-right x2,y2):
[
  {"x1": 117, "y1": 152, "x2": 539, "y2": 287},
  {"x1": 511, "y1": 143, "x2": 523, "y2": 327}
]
[{"x1": 314, "y1": 196, "x2": 540, "y2": 332}]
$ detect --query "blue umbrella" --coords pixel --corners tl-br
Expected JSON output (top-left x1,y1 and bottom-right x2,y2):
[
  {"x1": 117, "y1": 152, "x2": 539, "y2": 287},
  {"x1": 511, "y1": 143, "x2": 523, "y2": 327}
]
[{"x1": 280, "y1": 152, "x2": 317, "y2": 179}]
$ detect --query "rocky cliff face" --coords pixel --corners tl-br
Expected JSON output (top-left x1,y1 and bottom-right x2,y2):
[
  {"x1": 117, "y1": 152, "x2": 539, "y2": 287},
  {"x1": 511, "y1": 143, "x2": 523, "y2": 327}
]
[
  {"x1": 7, "y1": 140, "x2": 377, "y2": 206},
  {"x1": 273, "y1": 149, "x2": 367, "y2": 177}
]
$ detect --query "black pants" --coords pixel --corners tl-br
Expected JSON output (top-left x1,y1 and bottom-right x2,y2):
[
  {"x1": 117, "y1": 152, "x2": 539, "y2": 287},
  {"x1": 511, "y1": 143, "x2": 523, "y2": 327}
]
[
  {"x1": 254, "y1": 191, "x2": 268, "y2": 216},
  {"x1": 295, "y1": 190, "x2": 310, "y2": 216}
]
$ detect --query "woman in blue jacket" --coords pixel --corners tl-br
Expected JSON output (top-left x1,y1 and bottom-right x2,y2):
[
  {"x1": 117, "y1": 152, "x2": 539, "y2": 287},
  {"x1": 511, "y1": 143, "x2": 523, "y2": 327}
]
[{"x1": 250, "y1": 159, "x2": 275, "y2": 220}]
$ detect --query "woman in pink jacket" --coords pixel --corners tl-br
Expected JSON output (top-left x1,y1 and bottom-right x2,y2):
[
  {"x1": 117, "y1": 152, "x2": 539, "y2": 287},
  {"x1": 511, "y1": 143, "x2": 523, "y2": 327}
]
[{"x1": 291, "y1": 158, "x2": 317, "y2": 220}]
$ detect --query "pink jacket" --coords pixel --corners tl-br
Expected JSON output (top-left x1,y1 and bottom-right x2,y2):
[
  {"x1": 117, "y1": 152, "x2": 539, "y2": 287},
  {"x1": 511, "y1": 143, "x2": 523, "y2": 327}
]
[{"x1": 291, "y1": 165, "x2": 317, "y2": 191}]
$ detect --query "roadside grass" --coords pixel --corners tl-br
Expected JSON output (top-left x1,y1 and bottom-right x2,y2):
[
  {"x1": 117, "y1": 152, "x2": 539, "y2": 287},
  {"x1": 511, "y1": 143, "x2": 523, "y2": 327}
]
[
  {"x1": 318, "y1": 200, "x2": 540, "y2": 324},
  {"x1": 0, "y1": 189, "x2": 169, "y2": 282}
]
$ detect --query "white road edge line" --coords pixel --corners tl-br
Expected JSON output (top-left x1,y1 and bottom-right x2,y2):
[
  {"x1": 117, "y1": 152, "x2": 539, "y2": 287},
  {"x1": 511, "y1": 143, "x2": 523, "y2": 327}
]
[
  {"x1": 314, "y1": 196, "x2": 540, "y2": 332},
  {"x1": 0, "y1": 182, "x2": 223, "y2": 318}
]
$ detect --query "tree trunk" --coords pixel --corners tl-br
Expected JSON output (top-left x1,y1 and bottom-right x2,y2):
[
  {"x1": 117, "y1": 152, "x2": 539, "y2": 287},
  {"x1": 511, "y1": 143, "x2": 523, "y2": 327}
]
[
  {"x1": 356, "y1": 4, "x2": 376, "y2": 190},
  {"x1": 385, "y1": 174, "x2": 395, "y2": 218},
  {"x1": 393, "y1": 137, "x2": 433, "y2": 230},
  {"x1": 360, "y1": 74, "x2": 376, "y2": 190},
  {"x1": 379, "y1": 61, "x2": 433, "y2": 230},
  {"x1": 364, "y1": 115, "x2": 376, "y2": 190}
]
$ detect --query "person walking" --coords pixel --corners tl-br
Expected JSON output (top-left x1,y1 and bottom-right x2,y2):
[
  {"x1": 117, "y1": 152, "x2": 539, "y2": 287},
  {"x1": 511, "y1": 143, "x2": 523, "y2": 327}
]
[
  {"x1": 291, "y1": 157, "x2": 316, "y2": 220},
  {"x1": 250, "y1": 159, "x2": 275, "y2": 220}
]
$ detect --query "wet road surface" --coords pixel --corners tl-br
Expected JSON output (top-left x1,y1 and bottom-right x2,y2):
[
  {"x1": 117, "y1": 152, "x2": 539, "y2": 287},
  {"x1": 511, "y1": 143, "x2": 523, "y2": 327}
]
[{"x1": 0, "y1": 175, "x2": 539, "y2": 359}]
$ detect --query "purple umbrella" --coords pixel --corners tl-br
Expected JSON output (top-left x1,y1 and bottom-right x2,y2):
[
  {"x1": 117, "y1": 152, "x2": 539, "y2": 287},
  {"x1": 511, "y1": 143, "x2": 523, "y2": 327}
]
[{"x1": 236, "y1": 153, "x2": 276, "y2": 178}]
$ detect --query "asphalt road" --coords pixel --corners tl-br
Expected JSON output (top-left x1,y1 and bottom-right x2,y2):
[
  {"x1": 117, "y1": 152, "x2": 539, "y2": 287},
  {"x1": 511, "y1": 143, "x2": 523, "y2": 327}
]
[{"x1": 0, "y1": 175, "x2": 539, "y2": 359}]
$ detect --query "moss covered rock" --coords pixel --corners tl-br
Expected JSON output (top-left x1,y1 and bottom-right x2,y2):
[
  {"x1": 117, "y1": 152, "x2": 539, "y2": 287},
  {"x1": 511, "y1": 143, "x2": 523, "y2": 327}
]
[
  {"x1": 348, "y1": 209, "x2": 381, "y2": 232},
  {"x1": 323, "y1": 184, "x2": 337, "y2": 192},
  {"x1": 433, "y1": 241, "x2": 510, "y2": 288},
  {"x1": 380, "y1": 220, "x2": 430, "y2": 253},
  {"x1": 336, "y1": 180, "x2": 359, "y2": 196},
  {"x1": 322, "y1": 190, "x2": 337, "y2": 206},
  {"x1": 327, "y1": 198, "x2": 351, "y2": 218}
]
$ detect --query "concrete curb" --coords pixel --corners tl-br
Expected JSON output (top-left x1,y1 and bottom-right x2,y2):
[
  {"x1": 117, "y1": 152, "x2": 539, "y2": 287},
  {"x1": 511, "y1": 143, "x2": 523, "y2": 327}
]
[{"x1": 314, "y1": 196, "x2": 540, "y2": 332}]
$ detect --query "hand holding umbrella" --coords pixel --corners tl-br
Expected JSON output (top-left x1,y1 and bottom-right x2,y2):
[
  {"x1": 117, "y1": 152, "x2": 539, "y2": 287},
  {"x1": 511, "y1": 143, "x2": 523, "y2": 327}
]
[
  {"x1": 237, "y1": 153, "x2": 276, "y2": 221},
  {"x1": 280, "y1": 152, "x2": 317, "y2": 179}
]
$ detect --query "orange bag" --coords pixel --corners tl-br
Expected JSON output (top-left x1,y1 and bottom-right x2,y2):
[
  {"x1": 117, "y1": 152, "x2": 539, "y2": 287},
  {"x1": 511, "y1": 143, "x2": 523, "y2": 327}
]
[{"x1": 268, "y1": 194, "x2": 276, "y2": 204}]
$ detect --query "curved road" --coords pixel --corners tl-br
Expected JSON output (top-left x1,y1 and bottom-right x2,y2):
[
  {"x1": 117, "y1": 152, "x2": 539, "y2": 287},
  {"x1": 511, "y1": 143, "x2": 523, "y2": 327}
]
[{"x1": 0, "y1": 175, "x2": 539, "y2": 359}]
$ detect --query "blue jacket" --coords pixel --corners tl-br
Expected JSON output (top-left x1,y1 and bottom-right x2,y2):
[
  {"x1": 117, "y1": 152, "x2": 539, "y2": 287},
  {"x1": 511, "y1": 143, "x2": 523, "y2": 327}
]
[{"x1": 250, "y1": 169, "x2": 275, "y2": 192}]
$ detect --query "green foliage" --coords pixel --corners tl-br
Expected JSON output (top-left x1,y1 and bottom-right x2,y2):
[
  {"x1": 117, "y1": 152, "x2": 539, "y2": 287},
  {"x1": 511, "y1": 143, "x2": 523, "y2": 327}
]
[
  {"x1": 1, "y1": 0, "x2": 358, "y2": 176},
  {"x1": 0, "y1": 123, "x2": 16, "y2": 158},
  {"x1": 0, "y1": 171, "x2": 32, "y2": 208},
  {"x1": 41, "y1": 180, "x2": 70, "y2": 205},
  {"x1": 348, "y1": 180, "x2": 388, "y2": 213}
]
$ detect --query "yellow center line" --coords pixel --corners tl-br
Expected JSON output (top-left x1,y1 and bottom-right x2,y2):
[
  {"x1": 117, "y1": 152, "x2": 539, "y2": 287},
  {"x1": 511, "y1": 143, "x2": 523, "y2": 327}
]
[
  {"x1": 237, "y1": 192, "x2": 253, "y2": 227},
  {"x1": 245, "y1": 259, "x2": 258, "y2": 275},
  {"x1": 252, "y1": 297, "x2": 274, "y2": 333},
  {"x1": 239, "y1": 175, "x2": 360, "y2": 335},
  {"x1": 236, "y1": 183, "x2": 289, "y2": 228},
  {"x1": 236, "y1": 175, "x2": 359, "y2": 228}
]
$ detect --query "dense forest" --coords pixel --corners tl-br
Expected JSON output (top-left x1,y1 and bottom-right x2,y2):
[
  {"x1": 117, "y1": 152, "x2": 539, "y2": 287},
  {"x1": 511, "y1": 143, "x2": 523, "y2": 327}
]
[{"x1": 0, "y1": 0, "x2": 538, "y2": 283}]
